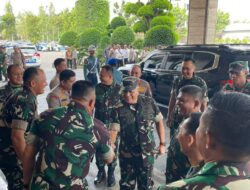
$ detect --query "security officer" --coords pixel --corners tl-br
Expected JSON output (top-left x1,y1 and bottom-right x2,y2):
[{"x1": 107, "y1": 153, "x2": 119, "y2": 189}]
[
  {"x1": 165, "y1": 85, "x2": 203, "y2": 183},
  {"x1": 94, "y1": 65, "x2": 121, "y2": 187},
  {"x1": 47, "y1": 69, "x2": 76, "y2": 108},
  {"x1": 223, "y1": 61, "x2": 250, "y2": 95},
  {"x1": 0, "y1": 65, "x2": 23, "y2": 111},
  {"x1": 23, "y1": 80, "x2": 114, "y2": 190},
  {"x1": 0, "y1": 67, "x2": 47, "y2": 190},
  {"x1": 158, "y1": 92, "x2": 250, "y2": 190},
  {"x1": 0, "y1": 45, "x2": 7, "y2": 81},
  {"x1": 110, "y1": 76, "x2": 166, "y2": 190},
  {"x1": 84, "y1": 45, "x2": 100, "y2": 86},
  {"x1": 166, "y1": 57, "x2": 208, "y2": 137}
]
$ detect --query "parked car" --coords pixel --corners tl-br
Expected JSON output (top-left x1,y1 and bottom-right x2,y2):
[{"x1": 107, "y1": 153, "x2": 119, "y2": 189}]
[
  {"x1": 119, "y1": 45, "x2": 250, "y2": 106},
  {"x1": 6, "y1": 45, "x2": 41, "y2": 68}
]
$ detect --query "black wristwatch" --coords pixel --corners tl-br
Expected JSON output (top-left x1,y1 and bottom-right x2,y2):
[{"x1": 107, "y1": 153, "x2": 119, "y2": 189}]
[
  {"x1": 23, "y1": 184, "x2": 29, "y2": 189},
  {"x1": 160, "y1": 142, "x2": 166, "y2": 146}
]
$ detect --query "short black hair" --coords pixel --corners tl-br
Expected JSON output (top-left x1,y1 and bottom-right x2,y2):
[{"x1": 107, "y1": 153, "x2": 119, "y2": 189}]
[
  {"x1": 179, "y1": 85, "x2": 203, "y2": 102},
  {"x1": 183, "y1": 57, "x2": 195, "y2": 63},
  {"x1": 71, "y1": 80, "x2": 95, "y2": 100},
  {"x1": 185, "y1": 112, "x2": 202, "y2": 135},
  {"x1": 59, "y1": 69, "x2": 75, "y2": 82},
  {"x1": 23, "y1": 67, "x2": 41, "y2": 85},
  {"x1": 203, "y1": 92, "x2": 250, "y2": 157},
  {"x1": 101, "y1": 65, "x2": 113, "y2": 75},
  {"x1": 54, "y1": 58, "x2": 65, "y2": 68},
  {"x1": 7, "y1": 64, "x2": 22, "y2": 75}
]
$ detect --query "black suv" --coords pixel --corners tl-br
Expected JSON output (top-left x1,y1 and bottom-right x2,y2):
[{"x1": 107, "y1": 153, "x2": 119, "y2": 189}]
[{"x1": 119, "y1": 45, "x2": 250, "y2": 106}]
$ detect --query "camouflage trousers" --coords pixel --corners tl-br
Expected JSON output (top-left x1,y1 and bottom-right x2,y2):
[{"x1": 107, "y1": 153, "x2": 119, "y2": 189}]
[
  {"x1": 119, "y1": 155, "x2": 154, "y2": 190},
  {"x1": 95, "y1": 138, "x2": 118, "y2": 171},
  {"x1": 165, "y1": 134, "x2": 190, "y2": 183},
  {"x1": 31, "y1": 176, "x2": 88, "y2": 190},
  {"x1": 1, "y1": 165, "x2": 23, "y2": 190}
]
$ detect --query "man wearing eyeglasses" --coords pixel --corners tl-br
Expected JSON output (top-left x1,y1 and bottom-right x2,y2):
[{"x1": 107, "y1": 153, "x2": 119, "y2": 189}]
[{"x1": 223, "y1": 61, "x2": 250, "y2": 95}]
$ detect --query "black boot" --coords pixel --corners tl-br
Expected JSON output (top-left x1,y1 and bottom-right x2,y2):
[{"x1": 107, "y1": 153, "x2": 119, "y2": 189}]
[
  {"x1": 107, "y1": 167, "x2": 116, "y2": 187},
  {"x1": 94, "y1": 169, "x2": 106, "y2": 185}
]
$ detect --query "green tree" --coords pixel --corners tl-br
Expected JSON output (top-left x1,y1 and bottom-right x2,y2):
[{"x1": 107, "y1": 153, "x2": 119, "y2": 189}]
[
  {"x1": 75, "y1": 0, "x2": 109, "y2": 33},
  {"x1": 79, "y1": 28, "x2": 101, "y2": 47},
  {"x1": 132, "y1": 39, "x2": 144, "y2": 49},
  {"x1": 144, "y1": 25, "x2": 177, "y2": 46},
  {"x1": 100, "y1": 36, "x2": 111, "y2": 48},
  {"x1": 171, "y1": 6, "x2": 188, "y2": 43},
  {"x1": 111, "y1": 26, "x2": 135, "y2": 45},
  {"x1": 59, "y1": 31, "x2": 77, "y2": 46},
  {"x1": 124, "y1": 0, "x2": 173, "y2": 33},
  {"x1": 110, "y1": 16, "x2": 126, "y2": 29},
  {"x1": 1, "y1": 2, "x2": 17, "y2": 40},
  {"x1": 216, "y1": 10, "x2": 230, "y2": 37}
]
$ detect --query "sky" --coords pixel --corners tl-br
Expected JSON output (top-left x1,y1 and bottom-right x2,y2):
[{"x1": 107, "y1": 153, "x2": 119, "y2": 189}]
[{"x1": 0, "y1": 0, "x2": 249, "y2": 22}]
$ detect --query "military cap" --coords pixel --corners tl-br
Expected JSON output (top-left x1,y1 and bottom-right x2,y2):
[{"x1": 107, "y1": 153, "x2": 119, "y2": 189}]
[
  {"x1": 88, "y1": 45, "x2": 96, "y2": 52},
  {"x1": 229, "y1": 61, "x2": 249, "y2": 72},
  {"x1": 122, "y1": 76, "x2": 138, "y2": 92}
]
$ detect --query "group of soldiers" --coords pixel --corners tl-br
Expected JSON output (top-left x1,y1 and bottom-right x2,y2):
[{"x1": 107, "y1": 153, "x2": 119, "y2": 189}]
[{"x1": 0, "y1": 44, "x2": 249, "y2": 190}]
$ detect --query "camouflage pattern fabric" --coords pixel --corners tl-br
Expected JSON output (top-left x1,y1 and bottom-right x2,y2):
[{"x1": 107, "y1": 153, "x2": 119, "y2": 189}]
[
  {"x1": 0, "y1": 83, "x2": 22, "y2": 113},
  {"x1": 111, "y1": 95, "x2": 163, "y2": 190},
  {"x1": 223, "y1": 81, "x2": 250, "y2": 95},
  {"x1": 95, "y1": 82, "x2": 121, "y2": 170},
  {"x1": 0, "y1": 85, "x2": 37, "y2": 190},
  {"x1": 158, "y1": 162, "x2": 250, "y2": 190},
  {"x1": 0, "y1": 52, "x2": 7, "y2": 81},
  {"x1": 27, "y1": 101, "x2": 113, "y2": 190},
  {"x1": 165, "y1": 129, "x2": 190, "y2": 184},
  {"x1": 172, "y1": 75, "x2": 208, "y2": 101}
]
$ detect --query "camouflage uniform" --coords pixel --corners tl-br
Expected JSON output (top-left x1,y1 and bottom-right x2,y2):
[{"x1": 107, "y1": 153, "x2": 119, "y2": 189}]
[
  {"x1": 95, "y1": 82, "x2": 121, "y2": 171},
  {"x1": 166, "y1": 75, "x2": 208, "y2": 183},
  {"x1": 0, "y1": 85, "x2": 37, "y2": 190},
  {"x1": 26, "y1": 101, "x2": 113, "y2": 190},
  {"x1": 111, "y1": 95, "x2": 163, "y2": 190},
  {"x1": 158, "y1": 162, "x2": 250, "y2": 190},
  {"x1": 46, "y1": 85, "x2": 70, "y2": 108},
  {"x1": 223, "y1": 81, "x2": 250, "y2": 95},
  {"x1": 0, "y1": 82, "x2": 22, "y2": 111}
]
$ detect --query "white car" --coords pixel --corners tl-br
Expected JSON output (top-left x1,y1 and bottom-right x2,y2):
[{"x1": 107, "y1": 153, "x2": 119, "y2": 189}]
[{"x1": 19, "y1": 46, "x2": 41, "y2": 67}]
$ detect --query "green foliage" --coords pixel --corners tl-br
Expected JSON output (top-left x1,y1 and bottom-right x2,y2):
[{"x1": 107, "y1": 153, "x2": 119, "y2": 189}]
[
  {"x1": 124, "y1": 2, "x2": 143, "y2": 15},
  {"x1": 132, "y1": 39, "x2": 144, "y2": 50},
  {"x1": 144, "y1": 25, "x2": 177, "y2": 46},
  {"x1": 216, "y1": 37, "x2": 250, "y2": 44},
  {"x1": 171, "y1": 6, "x2": 188, "y2": 42},
  {"x1": 152, "y1": 0, "x2": 172, "y2": 10},
  {"x1": 59, "y1": 31, "x2": 77, "y2": 46},
  {"x1": 137, "y1": 5, "x2": 154, "y2": 17},
  {"x1": 216, "y1": 10, "x2": 230, "y2": 36},
  {"x1": 1, "y1": 2, "x2": 16, "y2": 40},
  {"x1": 111, "y1": 26, "x2": 135, "y2": 45},
  {"x1": 110, "y1": 16, "x2": 126, "y2": 29},
  {"x1": 75, "y1": 0, "x2": 109, "y2": 33},
  {"x1": 133, "y1": 20, "x2": 147, "y2": 33},
  {"x1": 79, "y1": 28, "x2": 101, "y2": 47},
  {"x1": 100, "y1": 36, "x2": 111, "y2": 48},
  {"x1": 151, "y1": 16, "x2": 174, "y2": 29}
]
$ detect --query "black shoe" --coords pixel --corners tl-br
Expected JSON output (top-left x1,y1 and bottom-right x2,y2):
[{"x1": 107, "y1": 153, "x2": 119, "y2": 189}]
[
  {"x1": 107, "y1": 168, "x2": 116, "y2": 187},
  {"x1": 94, "y1": 170, "x2": 106, "y2": 185}
]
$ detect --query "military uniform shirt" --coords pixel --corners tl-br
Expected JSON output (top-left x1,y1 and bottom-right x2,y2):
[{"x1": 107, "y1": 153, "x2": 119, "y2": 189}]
[
  {"x1": 0, "y1": 85, "x2": 37, "y2": 167},
  {"x1": 26, "y1": 101, "x2": 113, "y2": 189},
  {"x1": 111, "y1": 95, "x2": 163, "y2": 166},
  {"x1": 46, "y1": 85, "x2": 70, "y2": 108},
  {"x1": 158, "y1": 161, "x2": 250, "y2": 190},
  {"x1": 172, "y1": 75, "x2": 208, "y2": 100},
  {"x1": 223, "y1": 81, "x2": 250, "y2": 95},
  {"x1": 95, "y1": 82, "x2": 121, "y2": 126}
]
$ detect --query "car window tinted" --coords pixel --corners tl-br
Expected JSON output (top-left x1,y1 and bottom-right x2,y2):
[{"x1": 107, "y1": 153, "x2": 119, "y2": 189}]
[
  {"x1": 144, "y1": 55, "x2": 165, "y2": 69},
  {"x1": 192, "y1": 52, "x2": 215, "y2": 70},
  {"x1": 164, "y1": 54, "x2": 184, "y2": 70}
]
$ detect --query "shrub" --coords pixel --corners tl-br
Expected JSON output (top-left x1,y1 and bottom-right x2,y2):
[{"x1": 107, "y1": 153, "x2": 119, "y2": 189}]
[
  {"x1": 79, "y1": 28, "x2": 101, "y2": 47},
  {"x1": 111, "y1": 26, "x2": 135, "y2": 45},
  {"x1": 59, "y1": 31, "x2": 77, "y2": 46}
]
